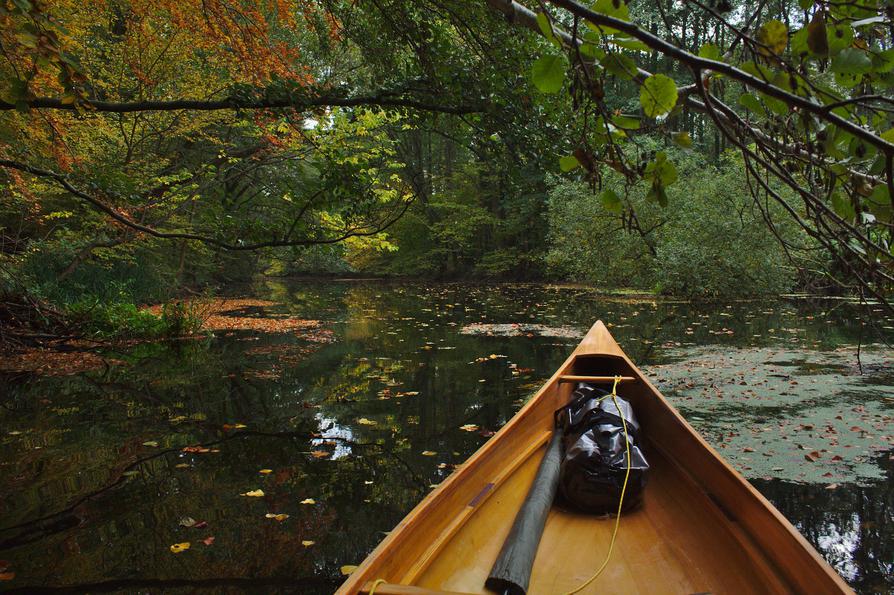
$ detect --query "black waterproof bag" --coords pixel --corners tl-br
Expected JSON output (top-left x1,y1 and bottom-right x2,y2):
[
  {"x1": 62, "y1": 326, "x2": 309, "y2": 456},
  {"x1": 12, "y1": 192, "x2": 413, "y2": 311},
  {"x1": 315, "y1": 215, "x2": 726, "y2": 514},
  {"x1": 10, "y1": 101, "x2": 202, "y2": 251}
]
[{"x1": 556, "y1": 383, "x2": 649, "y2": 514}]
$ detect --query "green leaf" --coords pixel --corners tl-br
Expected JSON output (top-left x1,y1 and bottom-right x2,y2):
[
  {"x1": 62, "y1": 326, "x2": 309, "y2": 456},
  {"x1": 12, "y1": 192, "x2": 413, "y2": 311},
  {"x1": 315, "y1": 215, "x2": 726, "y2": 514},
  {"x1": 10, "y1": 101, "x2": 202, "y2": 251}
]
[
  {"x1": 757, "y1": 20, "x2": 788, "y2": 56},
  {"x1": 738, "y1": 93, "x2": 766, "y2": 116},
  {"x1": 531, "y1": 55, "x2": 565, "y2": 93},
  {"x1": 831, "y1": 192, "x2": 856, "y2": 220},
  {"x1": 640, "y1": 74, "x2": 677, "y2": 118},
  {"x1": 759, "y1": 92, "x2": 789, "y2": 117},
  {"x1": 601, "y1": 53, "x2": 637, "y2": 80},
  {"x1": 559, "y1": 155, "x2": 580, "y2": 172},
  {"x1": 644, "y1": 151, "x2": 678, "y2": 186},
  {"x1": 609, "y1": 35, "x2": 649, "y2": 52},
  {"x1": 611, "y1": 115, "x2": 640, "y2": 130},
  {"x1": 826, "y1": 24, "x2": 853, "y2": 55},
  {"x1": 881, "y1": 128, "x2": 894, "y2": 143},
  {"x1": 698, "y1": 43, "x2": 722, "y2": 61},
  {"x1": 592, "y1": 0, "x2": 629, "y2": 21},
  {"x1": 672, "y1": 131, "x2": 693, "y2": 148},
  {"x1": 798, "y1": 0, "x2": 813, "y2": 9},
  {"x1": 831, "y1": 48, "x2": 872, "y2": 75},
  {"x1": 600, "y1": 188, "x2": 623, "y2": 213},
  {"x1": 536, "y1": 13, "x2": 561, "y2": 49},
  {"x1": 646, "y1": 182, "x2": 669, "y2": 207}
]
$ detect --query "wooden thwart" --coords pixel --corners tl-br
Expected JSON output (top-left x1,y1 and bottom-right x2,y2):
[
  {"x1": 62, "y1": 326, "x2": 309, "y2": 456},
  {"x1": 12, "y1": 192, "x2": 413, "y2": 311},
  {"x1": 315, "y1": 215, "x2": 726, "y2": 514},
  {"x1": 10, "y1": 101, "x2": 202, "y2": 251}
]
[{"x1": 558, "y1": 375, "x2": 637, "y2": 384}]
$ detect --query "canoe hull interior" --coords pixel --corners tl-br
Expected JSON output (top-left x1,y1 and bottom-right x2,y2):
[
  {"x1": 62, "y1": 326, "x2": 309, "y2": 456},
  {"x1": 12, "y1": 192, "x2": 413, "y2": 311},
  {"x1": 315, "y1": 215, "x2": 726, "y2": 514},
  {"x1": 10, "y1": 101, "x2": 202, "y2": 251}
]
[{"x1": 336, "y1": 322, "x2": 852, "y2": 595}]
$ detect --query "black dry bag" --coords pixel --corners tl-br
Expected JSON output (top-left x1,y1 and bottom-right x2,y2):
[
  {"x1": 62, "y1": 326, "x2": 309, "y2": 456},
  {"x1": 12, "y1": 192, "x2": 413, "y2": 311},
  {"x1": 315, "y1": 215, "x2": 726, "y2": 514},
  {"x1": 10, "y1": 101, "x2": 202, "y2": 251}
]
[{"x1": 556, "y1": 383, "x2": 649, "y2": 514}]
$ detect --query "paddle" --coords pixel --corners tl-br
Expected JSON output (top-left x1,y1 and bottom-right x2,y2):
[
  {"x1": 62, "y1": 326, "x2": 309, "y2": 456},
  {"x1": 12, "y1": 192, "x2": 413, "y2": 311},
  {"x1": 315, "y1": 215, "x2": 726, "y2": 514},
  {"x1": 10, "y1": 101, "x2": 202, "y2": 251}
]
[{"x1": 484, "y1": 427, "x2": 565, "y2": 595}]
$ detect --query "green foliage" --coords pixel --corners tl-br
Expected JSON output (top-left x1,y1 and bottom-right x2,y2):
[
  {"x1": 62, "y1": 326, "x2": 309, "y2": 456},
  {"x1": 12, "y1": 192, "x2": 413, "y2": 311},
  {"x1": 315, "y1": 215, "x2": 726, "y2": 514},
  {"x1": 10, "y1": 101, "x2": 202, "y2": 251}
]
[{"x1": 545, "y1": 150, "x2": 804, "y2": 298}]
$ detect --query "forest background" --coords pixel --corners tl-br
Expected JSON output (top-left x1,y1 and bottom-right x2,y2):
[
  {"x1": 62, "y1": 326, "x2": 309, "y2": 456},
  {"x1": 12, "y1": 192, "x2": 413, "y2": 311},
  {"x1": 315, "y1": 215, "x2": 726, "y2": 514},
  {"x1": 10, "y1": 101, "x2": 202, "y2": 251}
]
[{"x1": 2, "y1": 0, "x2": 893, "y2": 340}]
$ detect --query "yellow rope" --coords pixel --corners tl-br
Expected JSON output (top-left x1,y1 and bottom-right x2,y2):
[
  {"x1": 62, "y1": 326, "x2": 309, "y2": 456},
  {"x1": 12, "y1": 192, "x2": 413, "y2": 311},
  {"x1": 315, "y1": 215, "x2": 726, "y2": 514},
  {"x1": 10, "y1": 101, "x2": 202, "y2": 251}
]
[
  {"x1": 564, "y1": 375, "x2": 632, "y2": 595},
  {"x1": 367, "y1": 578, "x2": 387, "y2": 595}
]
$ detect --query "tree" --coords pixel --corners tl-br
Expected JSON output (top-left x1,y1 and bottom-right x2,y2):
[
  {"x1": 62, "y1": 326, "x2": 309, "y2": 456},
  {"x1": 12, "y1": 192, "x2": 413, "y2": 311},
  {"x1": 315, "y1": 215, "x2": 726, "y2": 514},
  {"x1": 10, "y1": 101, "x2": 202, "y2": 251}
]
[{"x1": 488, "y1": 0, "x2": 893, "y2": 310}]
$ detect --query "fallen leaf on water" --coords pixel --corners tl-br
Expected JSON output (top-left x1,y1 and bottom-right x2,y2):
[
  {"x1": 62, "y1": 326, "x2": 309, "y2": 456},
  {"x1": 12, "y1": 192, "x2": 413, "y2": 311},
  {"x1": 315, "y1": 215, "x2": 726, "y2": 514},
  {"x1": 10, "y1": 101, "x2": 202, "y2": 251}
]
[
  {"x1": 175, "y1": 463, "x2": 190, "y2": 469},
  {"x1": 259, "y1": 469, "x2": 273, "y2": 474},
  {"x1": 421, "y1": 450, "x2": 436, "y2": 456},
  {"x1": 341, "y1": 565, "x2": 358, "y2": 576},
  {"x1": 0, "y1": 572, "x2": 14, "y2": 581},
  {"x1": 170, "y1": 542, "x2": 190, "y2": 553},
  {"x1": 265, "y1": 513, "x2": 289, "y2": 521},
  {"x1": 241, "y1": 489, "x2": 265, "y2": 497},
  {"x1": 142, "y1": 441, "x2": 159, "y2": 447},
  {"x1": 193, "y1": 521, "x2": 208, "y2": 529},
  {"x1": 302, "y1": 540, "x2": 315, "y2": 547},
  {"x1": 300, "y1": 498, "x2": 316, "y2": 505},
  {"x1": 459, "y1": 424, "x2": 479, "y2": 432},
  {"x1": 358, "y1": 418, "x2": 377, "y2": 426},
  {"x1": 202, "y1": 536, "x2": 215, "y2": 546},
  {"x1": 310, "y1": 450, "x2": 330, "y2": 459},
  {"x1": 179, "y1": 517, "x2": 197, "y2": 528},
  {"x1": 223, "y1": 423, "x2": 248, "y2": 431}
]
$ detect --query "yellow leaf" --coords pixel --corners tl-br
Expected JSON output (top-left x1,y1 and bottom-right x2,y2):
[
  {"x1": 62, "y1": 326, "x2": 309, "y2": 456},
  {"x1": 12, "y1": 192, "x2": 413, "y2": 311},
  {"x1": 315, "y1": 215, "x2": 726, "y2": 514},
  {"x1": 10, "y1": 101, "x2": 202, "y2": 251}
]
[
  {"x1": 421, "y1": 450, "x2": 437, "y2": 456},
  {"x1": 300, "y1": 498, "x2": 316, "y2": 505},
  {"x1": 341, "y1": 565, "x2": 359, "y2": 576},
  {"x1": 241, "y1": 489, "x2": 265, "y2": 497},
  {"x1": 459, "y1": 424, "x2": 479, "y2": 432},
  {"x1": 302, "y1": 540, "x2": 315, "y2": 547},
  {"x1": 170, "y1": 542, "x2": 190, "y2": 553},
  {"x1": 358, "y1": 417, "x2": 377, "y2": 425},
  {"x1": 259, "y1": 469, "x2": 273, "y2": 474},
  {"x1": 265, "y1": 513, "x2": 289, "y2": 521},
  {"x1": 142, "y1": 441, "x2": 159, "y2": 447}
]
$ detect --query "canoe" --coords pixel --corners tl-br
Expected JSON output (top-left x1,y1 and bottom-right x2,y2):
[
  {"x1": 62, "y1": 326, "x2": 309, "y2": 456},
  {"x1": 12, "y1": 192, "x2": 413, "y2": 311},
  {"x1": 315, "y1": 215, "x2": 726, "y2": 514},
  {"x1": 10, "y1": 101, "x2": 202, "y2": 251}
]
[{"x1": 336, "y1": 321, "x2": 851, "y2": 594}]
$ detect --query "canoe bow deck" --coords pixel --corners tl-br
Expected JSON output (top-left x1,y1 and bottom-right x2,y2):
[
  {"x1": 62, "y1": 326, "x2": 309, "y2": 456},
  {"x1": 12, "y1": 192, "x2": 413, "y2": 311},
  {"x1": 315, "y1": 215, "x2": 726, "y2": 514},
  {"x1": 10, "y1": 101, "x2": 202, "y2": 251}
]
[{"x1": 337, "y1": 322, "x2": 852, "y2": 595}]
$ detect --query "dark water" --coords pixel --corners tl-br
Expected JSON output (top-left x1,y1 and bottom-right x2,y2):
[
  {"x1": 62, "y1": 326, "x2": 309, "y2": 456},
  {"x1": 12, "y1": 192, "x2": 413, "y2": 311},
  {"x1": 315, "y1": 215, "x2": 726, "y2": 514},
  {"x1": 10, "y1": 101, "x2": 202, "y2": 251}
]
[{"x1": 1, "y1": 281, "x2": 892, "y2": 594}]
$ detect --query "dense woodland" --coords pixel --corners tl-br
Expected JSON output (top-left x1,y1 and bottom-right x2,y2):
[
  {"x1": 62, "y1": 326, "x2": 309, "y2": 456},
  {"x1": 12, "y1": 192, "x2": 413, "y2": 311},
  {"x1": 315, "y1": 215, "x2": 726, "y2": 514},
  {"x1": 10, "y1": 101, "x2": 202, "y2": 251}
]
[{"x1": 1, "y1": 0, "x2": 893, "y2": 341}]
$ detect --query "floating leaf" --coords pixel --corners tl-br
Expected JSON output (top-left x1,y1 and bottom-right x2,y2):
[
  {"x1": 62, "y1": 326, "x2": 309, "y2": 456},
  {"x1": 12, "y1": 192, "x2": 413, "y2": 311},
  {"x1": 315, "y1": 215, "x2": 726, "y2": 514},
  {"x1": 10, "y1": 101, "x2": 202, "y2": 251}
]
[
  {"x1": 265, "y1": 513, "x2": 290, "y2": 522},
  {"x1": 179, "y1": 516, "x2": 197, "y2": 528},
  {"x1": 259, "y1": 469, "x2": 273, "y2": 474},
  {"x1": 421, "y1": 450, "x2": 437, "y2": 456},
  {"x1": 300, "y1": 498, "x2": 316, "y2": 505},
  {"x1": 202, "y1": 535, "x2": 215, "y2": 546},
  {"x1": 310, "y1": 450, "x2": 330, "y2": 459},
  {"x1": 241, "y1": 489, "x2": 265, "y2": 497},
  {"x1": 142, "y1": 441, "x2": 159, "y2": 447},
  {"x1": 0, "y1": 572, "x2": 14, "y2": 581},
  {"x1": 341, "y1": 565, "x2": 359, "y2": 576},
  {"x1": 459, "y1": 424, "x2": 479, "y2": 432},
  {"x1": 358, "y1": 417, "x2": 377, "y2": 426},
  {"x1": 302, "y1": 540, "x2": 315, "y2": 547},
  {"x1": 170, "y1": 542, "x2": 190, "y2": 554}
]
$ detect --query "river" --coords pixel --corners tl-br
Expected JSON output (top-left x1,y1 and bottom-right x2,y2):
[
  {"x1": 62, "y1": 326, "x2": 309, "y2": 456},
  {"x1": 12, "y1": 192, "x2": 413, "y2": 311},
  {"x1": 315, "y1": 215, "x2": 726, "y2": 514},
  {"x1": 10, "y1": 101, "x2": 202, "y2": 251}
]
[{"x1": 1, "y1": 281, "x2": 892, "y2": 593}]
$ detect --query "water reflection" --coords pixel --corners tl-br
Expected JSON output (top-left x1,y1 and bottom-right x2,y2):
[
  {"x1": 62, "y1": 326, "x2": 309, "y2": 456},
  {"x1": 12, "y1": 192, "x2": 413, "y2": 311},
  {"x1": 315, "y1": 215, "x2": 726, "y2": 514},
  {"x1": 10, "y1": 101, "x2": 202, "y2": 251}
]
[{"x1": 0, "y1": 281, "x2": 892, "y2": 593}]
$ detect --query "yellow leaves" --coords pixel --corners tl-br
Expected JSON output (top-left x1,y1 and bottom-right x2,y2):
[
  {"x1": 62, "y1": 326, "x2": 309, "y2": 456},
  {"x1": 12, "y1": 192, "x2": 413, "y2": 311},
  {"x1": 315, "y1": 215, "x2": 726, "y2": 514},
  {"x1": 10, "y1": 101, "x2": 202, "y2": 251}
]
[
  {"x1": 258, "y1": 469, "x2": 273, "y2": 474},
  {"x1": 241, "y1": 489, "x2": 265, "y2": 497},
  {"x1": 310, "y1": 450, "x2": 330, "y2": 459},
  {"x1": 302, "y1": 540, "x2": 315, "y2": 547},
  {"x1": 459, "y1": 424, "x2": 479, "y2": 432},
  {"x1": 265, "y1": 513, "x2": 289, "y2": 522},
  {"x1": 300, "y1": 498, "x2": 316, "y2": 505},
  {"x1": 340, "y1": 565, "x2": 359, "y2": 576},
  {"x1": 170, "y1": 542, "x2": 190, "y2": 554},
  {"x1": 358, "y1": 417, "x2": 377, "y2": 425},
  {"x1": 421, "y1": 450, "x2": 437, "y2": 456}
]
